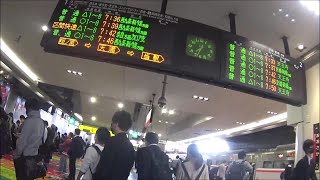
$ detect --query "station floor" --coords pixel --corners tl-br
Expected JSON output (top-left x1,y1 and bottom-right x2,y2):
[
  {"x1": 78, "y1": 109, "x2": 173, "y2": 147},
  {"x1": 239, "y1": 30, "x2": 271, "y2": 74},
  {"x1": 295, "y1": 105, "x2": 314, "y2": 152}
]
[{"x1": 0, "y1": 153, "x2": 137, "y2": 180}]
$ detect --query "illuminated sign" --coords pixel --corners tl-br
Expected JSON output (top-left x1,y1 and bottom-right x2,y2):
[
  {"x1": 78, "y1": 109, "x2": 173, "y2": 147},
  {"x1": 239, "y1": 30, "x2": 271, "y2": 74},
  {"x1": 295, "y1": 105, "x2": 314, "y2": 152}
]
[
  {"x1": 41, "y1": 0, "x2": 306, "y2": 106},
  {"x1": 69, "y1": 117, "x2": 76, "y2": 125},
  {"x1": 79, "y1": 124, "x2": 115, "y2": 136}
]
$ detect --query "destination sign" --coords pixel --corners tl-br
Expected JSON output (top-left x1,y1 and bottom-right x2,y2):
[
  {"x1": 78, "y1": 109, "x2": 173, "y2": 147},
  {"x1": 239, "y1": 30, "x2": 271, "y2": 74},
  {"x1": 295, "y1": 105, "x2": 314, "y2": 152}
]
[{"x1": 41, "y1": 0, "x2": 306, "y2": 106}]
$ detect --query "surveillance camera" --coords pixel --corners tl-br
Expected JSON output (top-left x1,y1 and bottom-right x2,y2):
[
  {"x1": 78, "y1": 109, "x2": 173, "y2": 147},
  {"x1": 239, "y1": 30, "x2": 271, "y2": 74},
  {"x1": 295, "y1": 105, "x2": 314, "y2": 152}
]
[{"x1": 158, "y1": 96, "x2": 166, "y2": 108}]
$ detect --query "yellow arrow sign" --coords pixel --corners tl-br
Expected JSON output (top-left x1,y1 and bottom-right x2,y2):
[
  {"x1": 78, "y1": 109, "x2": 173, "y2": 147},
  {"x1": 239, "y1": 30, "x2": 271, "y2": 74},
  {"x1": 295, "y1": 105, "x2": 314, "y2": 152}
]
[
  {"x1": 141, "y1": 52, "x2": 165, "y2": 63},
  {"x1": 127, "y1": 51, "x2": 134, "y2": 56},
  {"x1": 97, "y1": 44, "x2": 120, "y2": 54},
  {"x1": 84, "y1": 43, "x2": 91, "y2": 48},
  {"x1": 58, "y1": 37, "x2": 78, "y2": 47}
]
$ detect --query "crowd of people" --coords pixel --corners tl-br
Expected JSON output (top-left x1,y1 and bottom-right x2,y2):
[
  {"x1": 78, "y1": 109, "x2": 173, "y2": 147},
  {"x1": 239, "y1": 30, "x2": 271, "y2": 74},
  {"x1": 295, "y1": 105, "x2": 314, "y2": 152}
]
[{"x1": 0, "y1": 97, "x2": 318, "y2": 180}]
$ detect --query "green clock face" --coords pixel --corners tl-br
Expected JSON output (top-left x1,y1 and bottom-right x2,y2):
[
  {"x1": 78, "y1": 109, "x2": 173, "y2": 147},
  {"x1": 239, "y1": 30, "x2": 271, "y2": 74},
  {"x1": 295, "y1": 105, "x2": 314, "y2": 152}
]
[{"x1": 186, "y1": 35, "x2": 215, "y2": 61}]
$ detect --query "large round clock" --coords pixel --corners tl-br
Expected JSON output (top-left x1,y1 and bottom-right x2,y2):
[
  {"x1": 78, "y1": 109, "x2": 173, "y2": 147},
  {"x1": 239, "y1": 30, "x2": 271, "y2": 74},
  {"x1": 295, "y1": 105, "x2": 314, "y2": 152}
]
[{"x1": 186, "y1": 35, "x2": 215, "y2": 61}]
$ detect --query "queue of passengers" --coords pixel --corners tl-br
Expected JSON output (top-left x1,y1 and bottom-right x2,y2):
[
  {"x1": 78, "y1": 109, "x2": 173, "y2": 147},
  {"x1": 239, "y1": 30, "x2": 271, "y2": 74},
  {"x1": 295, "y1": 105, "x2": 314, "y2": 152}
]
[{"x1": 0, "y1": 97, "x2": 317, "y2": 180}]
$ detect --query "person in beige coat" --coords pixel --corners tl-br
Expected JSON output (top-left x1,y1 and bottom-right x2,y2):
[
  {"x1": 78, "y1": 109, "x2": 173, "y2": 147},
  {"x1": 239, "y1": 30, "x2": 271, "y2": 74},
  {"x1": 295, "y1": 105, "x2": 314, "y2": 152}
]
[{"x1": 176, "y1": 144, "x2": 209, "y2": 180}]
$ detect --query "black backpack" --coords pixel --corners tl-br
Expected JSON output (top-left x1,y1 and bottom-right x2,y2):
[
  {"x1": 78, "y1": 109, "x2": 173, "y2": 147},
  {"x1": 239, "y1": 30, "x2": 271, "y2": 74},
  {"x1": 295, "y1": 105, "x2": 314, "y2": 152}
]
[
  {"x1": 69, "y1": 136, "x2": 86, "y2": 158},
  {"x1": 225, "y1": 160, "x2": 246, "y2": 180},
  {"x1": 149, "y1": 147, "x2": 173, "y2": 180}
]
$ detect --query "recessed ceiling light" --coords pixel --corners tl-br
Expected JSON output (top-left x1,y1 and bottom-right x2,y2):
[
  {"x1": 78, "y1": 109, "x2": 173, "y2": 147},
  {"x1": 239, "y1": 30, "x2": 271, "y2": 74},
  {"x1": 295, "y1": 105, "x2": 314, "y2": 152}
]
[
  {"x1": 162, "y1": 108, "x2": 168, "y2": 114},
  {"x1": 72, "y1": 70, "x2": 77, "y2": 74},
  {"x1": 204, "y1": 98, "x2": 209, "y2": 101},
  {"x1": 165, "y1": 121, "x2": 168, "y2": 124},
  {"x1": 158, "y1": 134, "x2": 162, "y2": 137},
  {"x1": 90, "y1": 97, "x2": 97, "y2": 103},
  {"x1": 274, "y1": 112, "x2": 278, "y2": 115},
  {"x1": 118, "y1": 103, "x2": 124, "y2": 108},
  {"x1": 285, "y1": 14, "x2": 289, "y2": 17},
  {"x1": 205, "y1": 116, "x2": 213, "y2": 120},
  {"x1": 77, "y1": 72, "x2": 83, "y2": 76},
  {"x1": 236, "y1": 122, "x2": 239, "y2": 124},
  {"x1": 279, "y1": 8, "x2": 283, "y2": 12},
  {"x1": 67, "y1": 70, "x2": 72, "y2": 73},
  {"x1": 267, "y1": 111, "x2": 271, "y2": 114},
  {"x1": 297, "y1": 44, "x2": 304, "y2": 50},
  {"x1": 199, "y1": 96, "x2": 204, "y2": 100},
  {"x1": 168, "y1": 110, "x2": 175, "y2": 115},
  {"x1": 91, "y1": 116, "x2": 96, "y2": 121},
  {"x1": 0, "y1": 70, "x2": 3, "y2": 74},
  {"x1": 42, "y1": 25, "x2": 48, "y2": 31},
  {"x1": 159, "y1": 120, "x2": 162, "y2": 123},
  {"x1": 193, "y1": 95, "x2": 198, "y2": 99},
  {"x1": 291, "y1": 19, "x2": 295, "y2": 22}
]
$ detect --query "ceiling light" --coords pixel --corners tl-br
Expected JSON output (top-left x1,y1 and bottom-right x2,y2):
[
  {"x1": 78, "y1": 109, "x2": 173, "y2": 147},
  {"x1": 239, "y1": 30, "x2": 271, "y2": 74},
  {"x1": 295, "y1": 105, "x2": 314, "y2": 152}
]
[
  {"x1": 168, "y1": 110, "x2": 175, "y2": 115},
  {"x1": 90, "y1": 97, "x2": 97, "y2": 103},
  {"x1": 72, "y1": 71, "x2": 77, "y2": 74},
  {"x1": 199, "y1": 96, "x2": 204, "y2": 100},
  {"x1": 91, "y1": 116, "x2": 96, "y2": 121},
  {"x1": 279, "y1": 8, "x2": 283, "y2": 12},
  {"x1": 171, "y1": 122, "x2": 175, "y2": 125},
  {"x1": 193, "y1": 95, "x2": 198, "y2": 99},
  {"x1": 0, "y1": 70, "x2": 3, "y2": 74},
  {"x1": 297, "y1": 44, "x2": 304, "y2": 50},
  {"x1": 300, "y1": 1, "x2": 320, "y2": 16},
  {"x1": 67, "y1": 70, "x2": 72, "y2": 73},
  {"x1": 236, "y1": 122, "x2": 239, "y2": 124},
  {"x1": 291, "y1": 19, "x2": 295, "y2": 22},
  {"x1": 204, "y1": 98, "x2": 209, "y2": 101},
  {"x1": 285, "y1": 14, "x2": 289, "y2": 17},
  {"x1": 35, "y1": 91, "x2": 44, "y2": 98},
  {"x1": 129, "y1": 130, "x2": 133, "y2": 134},
  {"x1": 159, "y1": 120, "x2": 162, "y2": 123},
  {"x1": 118, "y1": 102, "x2": 124, "y2": 108},
  {"x1": 205, "y1": 116, "x2": 213, "y2": 120},
  {"x1": 161, "y1": 108, "x2": 168, "y2": 114},
  {"x1": 165, "y1": 121, "x2": 168, "y2": 124},
  {"x1": 1, "y1": 38, "x2": 39, "y2": 82},
  {"x1": 274, "y1": 112, "x2": 278, "y2": 115},
  {"x1": 42, "y1": 25, "x2": 48, "y2": 31},
  {"x1": 48, "y1": 101, "x2": 54, "y2": 106},
  {"x1": 77, "y1": 72, "x2": 83, "y2": 76},
  {"x1": 158, "y1": 134, "x2": 162, "y2": 137},
  {"x1": 74, "y1": 113, "x2": 83, "y2": 121}
]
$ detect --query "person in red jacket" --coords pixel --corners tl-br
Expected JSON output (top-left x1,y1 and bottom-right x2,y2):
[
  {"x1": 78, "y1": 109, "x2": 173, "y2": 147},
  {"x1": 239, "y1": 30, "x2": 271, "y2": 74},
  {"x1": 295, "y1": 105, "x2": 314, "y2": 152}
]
[{"x1": 58, "y1": 132, "x2": 74, "y2": 173}]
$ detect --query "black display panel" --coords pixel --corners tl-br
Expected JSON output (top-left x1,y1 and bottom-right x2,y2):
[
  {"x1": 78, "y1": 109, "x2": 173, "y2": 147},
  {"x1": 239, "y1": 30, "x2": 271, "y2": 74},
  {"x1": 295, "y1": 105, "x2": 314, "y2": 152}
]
[{"x1": 41, "y1": 0, "x2": 306, "y2": 106}]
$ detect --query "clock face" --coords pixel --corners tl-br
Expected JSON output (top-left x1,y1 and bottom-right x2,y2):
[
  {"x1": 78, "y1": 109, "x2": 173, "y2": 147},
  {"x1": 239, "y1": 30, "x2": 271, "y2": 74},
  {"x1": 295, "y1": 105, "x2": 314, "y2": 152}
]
[{"x1": 186, "y1": 35, "x2": 215, "y2": 61}]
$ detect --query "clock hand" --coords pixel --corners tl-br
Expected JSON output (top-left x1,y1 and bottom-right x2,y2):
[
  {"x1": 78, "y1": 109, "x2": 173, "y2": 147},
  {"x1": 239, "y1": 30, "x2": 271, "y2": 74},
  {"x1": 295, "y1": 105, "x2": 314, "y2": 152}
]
[{"x1": 195, "y1": 46, "x2": 203, "y2": 56}]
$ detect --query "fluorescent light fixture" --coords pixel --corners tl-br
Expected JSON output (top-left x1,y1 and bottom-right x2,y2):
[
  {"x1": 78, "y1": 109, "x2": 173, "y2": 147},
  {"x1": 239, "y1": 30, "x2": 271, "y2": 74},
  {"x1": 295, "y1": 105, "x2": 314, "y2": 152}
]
[
  {"x1": 72, "y1": 71, "x2": 77, "y2": 74},
  {"x1": 118, "y1": 102, "x2": 124, "y2": 108},
  {"x1": 300, "y1": 0, "x2": 320, "y2": 15},
  {"x1": 193, "y1": 95, "x2": 198, "y2": 99},
  {"x1": 90, "y1": 97, "x2": 97, "y2": 103},
  {"x1": 161, "y1": 108, "x2": 168, "y2": 114},
  {"x1": 205, "y1": 116, "x2": 213, "y2": 120},
  {"x1": 67, "y1": 70, "x2": 72, "y2": 73},
  {"x1": 91, "y1": 116, "x2": 96, "y2": 121},
  {"x1": 262, "y1": 152, "x2": 275, "y2": 155},
  {"x1": 199, "y1": 96, "x2": 204, "y2": 100},
  {"x1": 74, "y1": 113, "x2": 83, "y2": 121},
  {"x1": 0, "y1": 38, "x2": 39, "y2": 82},
  {"x1": 77, "y1": 72, "x2": 83, "y2": 76},
  {"x1": 177, "y1": 112, "x2": 287, "y2": 143},
  {"x1": 158, "y1": 134, "x2": 162, "y2": 137},
  {"x1": 42, "y1": 25, "x2": 48, "y2": 31},
  {"x1": 204, "y1": 98, "x2": 209, "y2": 101},
  {"x1": 168, "y1": 110, "x2": 175, "y2": 115},
  {"x1": 159, "y1": 120, "x2": 162, "y2": 123},
  {"x1": 48, "y1": 101, "x2": 54, "y2": 105},
  {"x1": 35, "y1": 91, "x2": 44, "y2": 98},
  {"x1": 19, "y1": 78, "x2": 30, "y2": 88}
]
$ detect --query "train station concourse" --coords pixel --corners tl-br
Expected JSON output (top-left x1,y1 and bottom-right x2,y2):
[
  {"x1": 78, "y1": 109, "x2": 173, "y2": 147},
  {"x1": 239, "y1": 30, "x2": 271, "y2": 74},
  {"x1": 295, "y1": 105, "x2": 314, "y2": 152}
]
[{"x1": 0, "y1": 0, "x2": 319, "y2": 180}]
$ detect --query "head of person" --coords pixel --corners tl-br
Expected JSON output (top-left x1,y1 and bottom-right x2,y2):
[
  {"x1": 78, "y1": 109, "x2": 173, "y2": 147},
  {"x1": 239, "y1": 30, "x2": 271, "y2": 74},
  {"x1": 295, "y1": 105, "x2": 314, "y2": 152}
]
[
  {"x1": 303, "y1": 139, "x2": 314, "y2": 155},
  {"x1": 16, "y1": 120, "x2": 21, "y2": 126},
  {"x1": 68, "y1": 132, "x2": 74, "y2": 138},
  {"x1": 20, "y1": 115, "x2": 26, "y2": 122},
  {"x1": 44, "y1": 121, "x2": 49, "y2": 127},
  {"x1": 9, "y1": 112, "x2": 13, "y2": 118},
  {"x1": 238, "y1": 151, "x2": 246, "y2": 160},
  {"x1": 25, "y1": 98, "x2": 40, "y2": 115},
  {"x1": 187, "y1": 144, "x2": 203, "y2": 170},
  {"x1": 145, "y1": 132, "x2": 159, "y2": 146},
  {"x1": 176, "y1": 155, "x2": 180, "y2": 160},
  {"x1": 111, "y1": 111, "x2": 132, "y2": 134},
  {"x1": 95, "y1": 127, "x2": 111, "y2": 145},
  {"x1": 75, "y1": 128, "x2": 80, "y2": 136},
  {"x1": 64, "y1": 133, "x2": 67, "y2": 136},
  {"x1": 58, "y1": 132, "x2": 60, "y2": 135}
]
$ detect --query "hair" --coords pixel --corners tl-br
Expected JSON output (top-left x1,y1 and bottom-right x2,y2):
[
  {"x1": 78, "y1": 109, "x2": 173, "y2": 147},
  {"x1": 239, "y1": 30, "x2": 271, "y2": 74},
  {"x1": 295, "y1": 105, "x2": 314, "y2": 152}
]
[
  {"x1": 16, "y1": 120, "x2": 21, "y2": 124},
  {"x1": 176, "y1": 155, "x2": 180, "y2": 159},
  {"x1": 112, "y1": 111, "x2": 132, "y2": 131},
  {"x1": 145, "y1": 132, "x2": 159, "y2": 144},
  {"x1": 238, "y1": 151, "x2": 246, "y2": 159},
  {"x1": 303, "y1": 139, "x2": 314, "y2": 153},
  {"x1": 75, "y1": 128, "x2": 80, "y2": 135},
  {"x1": 25, "y1": 98, "x2": 40, "y2": 111},
  {"x1": 187, "y1": 144, "x2": 203, "y2": 170},
  {"x1": 20, "y1": 115, "x2": 26, "y2": 119},
  {"x1": 68, "y1": 132, "x2": 74, "y2": 138},
  {"x1": 44, "y1": 121, "x2": 49, "y2": 127},
  {"x1": 96, "y1": 127, "x2": 111, "y2": 144}
]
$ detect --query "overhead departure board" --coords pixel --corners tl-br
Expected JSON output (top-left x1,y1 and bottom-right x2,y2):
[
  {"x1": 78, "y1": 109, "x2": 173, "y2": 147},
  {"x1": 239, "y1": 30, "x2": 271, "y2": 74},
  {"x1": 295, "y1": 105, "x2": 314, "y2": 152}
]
[
  {"x1": 221, "y1": 33, "x2": 306, "y2": 105},
  {"x1": 41, "y1": 0, "x2": 306, "y2": 106}
]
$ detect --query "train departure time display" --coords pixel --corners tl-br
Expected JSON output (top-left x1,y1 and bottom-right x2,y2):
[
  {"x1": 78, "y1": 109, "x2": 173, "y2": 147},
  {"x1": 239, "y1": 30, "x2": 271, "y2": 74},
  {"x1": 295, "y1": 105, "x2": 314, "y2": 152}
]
[{"x1": 41, "y1": 0, "x2": 306, "y2": 106}]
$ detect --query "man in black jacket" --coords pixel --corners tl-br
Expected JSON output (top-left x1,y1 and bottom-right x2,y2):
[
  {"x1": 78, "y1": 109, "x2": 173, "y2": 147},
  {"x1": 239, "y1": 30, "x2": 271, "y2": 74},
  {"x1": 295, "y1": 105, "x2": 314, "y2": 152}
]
[
  {"x1": 294, "y1": 139, "x2": 318, "y2": 180},
  {"x1": 94, "y1": 111, "x2": 135, "y2": 180}
]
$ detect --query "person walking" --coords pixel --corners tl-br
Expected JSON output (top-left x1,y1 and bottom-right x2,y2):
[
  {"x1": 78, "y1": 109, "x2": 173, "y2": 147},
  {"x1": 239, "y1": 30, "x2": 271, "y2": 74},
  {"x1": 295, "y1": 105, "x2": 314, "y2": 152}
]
[
  {"x1": 94, "y1": 111, "x2": 135, "y2": 180},
  {"x1": 58, "y1": 132, "x2": 73, "y2": 173},
  {"x1": 13, "y1": 99, "x2": 47, "y2": 180},
  {"x1": 225, "y1": 151, "x2": 253, "y2": 180},
  {"x1": 67, "y1": 128, "x2": 85, "y2": 180},
  {"x1": 135, "y1": 132, "x2": 172, "y2": 180},
  {"x1": 176, "y1": 144, "x2": 209, "y2": 180},
  {"x1": 76, "y1": 127, "x2": 110, "y2": 180}
]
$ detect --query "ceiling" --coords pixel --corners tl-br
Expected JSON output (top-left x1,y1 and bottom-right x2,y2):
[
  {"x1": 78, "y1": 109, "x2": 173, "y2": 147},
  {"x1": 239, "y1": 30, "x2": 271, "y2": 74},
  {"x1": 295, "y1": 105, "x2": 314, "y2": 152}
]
[{"x1": 1, "y1": 0, "x2": 319, "y2": 141}]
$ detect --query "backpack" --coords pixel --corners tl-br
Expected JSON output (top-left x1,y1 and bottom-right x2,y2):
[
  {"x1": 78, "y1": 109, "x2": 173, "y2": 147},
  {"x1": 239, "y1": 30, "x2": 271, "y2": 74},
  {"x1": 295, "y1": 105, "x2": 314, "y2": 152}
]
[
  {"x1": 181, "y1": 162, "x2": 206, "y2": 180},
  {"x1": 69, "y1": 136, "x2": 86, "y2": 158},
  {"x1": 226, "y1": 160, "x2": 246, "y2": 180},
  {"x1": 89, "y1": 145, "x2": 102, "y2": 179},
  {"x1": 149, "y1": 147, "x2": 173, "y2": 180}
]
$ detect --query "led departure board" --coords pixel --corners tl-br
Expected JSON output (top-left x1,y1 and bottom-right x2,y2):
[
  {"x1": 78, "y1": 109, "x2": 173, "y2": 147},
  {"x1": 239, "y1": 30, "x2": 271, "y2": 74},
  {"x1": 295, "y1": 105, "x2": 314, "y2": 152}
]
[
  {"x1": 41, "y1": 0, "x2": 306, "y2": 106},
  {"x1": 221, "y1": 33, "x2": 306, "y2": 105}
]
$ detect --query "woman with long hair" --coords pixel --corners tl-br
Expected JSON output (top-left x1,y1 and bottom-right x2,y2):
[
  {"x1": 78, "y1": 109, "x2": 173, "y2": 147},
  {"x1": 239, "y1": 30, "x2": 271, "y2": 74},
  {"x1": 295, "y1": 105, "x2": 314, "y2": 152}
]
[{"x1": 176, "y1": 144, "x2": 209, "y2": 180}]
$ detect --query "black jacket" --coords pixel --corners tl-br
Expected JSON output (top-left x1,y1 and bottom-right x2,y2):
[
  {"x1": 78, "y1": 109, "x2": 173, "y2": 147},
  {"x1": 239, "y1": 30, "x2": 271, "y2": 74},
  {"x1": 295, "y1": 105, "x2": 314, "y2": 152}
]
[
  {"x1": 136, "y1": 145, "x2": 159, "y2": 180},
  {"x1": 95, "y1": 132, "x2": 135, "y2": 180},
  {"x1": 294, "y1": 155, "x2": 318, "y2": 180}
]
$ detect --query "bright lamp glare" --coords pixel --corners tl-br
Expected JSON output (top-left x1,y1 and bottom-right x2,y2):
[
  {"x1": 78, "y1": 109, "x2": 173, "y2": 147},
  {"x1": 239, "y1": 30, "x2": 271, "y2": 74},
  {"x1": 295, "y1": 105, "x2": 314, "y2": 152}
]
[
  {"x1": 42, "y1": 25, "x2": 48, "y2": 31},
  {"x1": 118, "y1": 103, "x2": 124, "y2": 108},
  {"x1": 300, "y1": 1, "x2": 320, "y2": 15},
  {"x1": 196, "y1": 138, "x2": 230, "y2": 154}
]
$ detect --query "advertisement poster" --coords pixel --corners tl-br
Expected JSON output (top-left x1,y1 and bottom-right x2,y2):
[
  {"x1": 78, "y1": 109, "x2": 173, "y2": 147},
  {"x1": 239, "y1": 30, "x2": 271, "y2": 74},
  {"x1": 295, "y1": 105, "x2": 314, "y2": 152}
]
[{"x1": 313, "y1": 123, "x2": 319, "y2": 170}]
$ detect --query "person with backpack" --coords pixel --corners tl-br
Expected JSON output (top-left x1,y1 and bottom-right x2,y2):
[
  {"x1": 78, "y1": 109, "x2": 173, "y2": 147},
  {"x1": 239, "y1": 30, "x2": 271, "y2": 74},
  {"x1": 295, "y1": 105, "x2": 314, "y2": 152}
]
[
  {"x1": 136, "y1": 132, "x2": 173, "y2": 180},
  {"x1": 67, "y1": 128, "x2": 86, "y2": 180},
  {"x1": 176, "y1": 144, "x2": 209, "y2": 180},
  {"x1": 76, "y1": 127, "x2": 110, "y2": 180},
  {"x1": 225, "y1": 151, "x2": 253, "y2": 180},
  {"x1": 94, "y1": 111, "x2": 135, "y2": 180}
]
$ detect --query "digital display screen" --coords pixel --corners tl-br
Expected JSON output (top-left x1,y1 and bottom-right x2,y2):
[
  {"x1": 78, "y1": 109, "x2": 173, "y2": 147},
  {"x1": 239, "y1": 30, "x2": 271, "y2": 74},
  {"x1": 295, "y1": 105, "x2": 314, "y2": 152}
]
[
  {"x1": 222, "y1": 34, "x2": 306, "y2": 105},
  {"x1": 41, "y1": 0, "x2": 306, "y2": 106}
]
